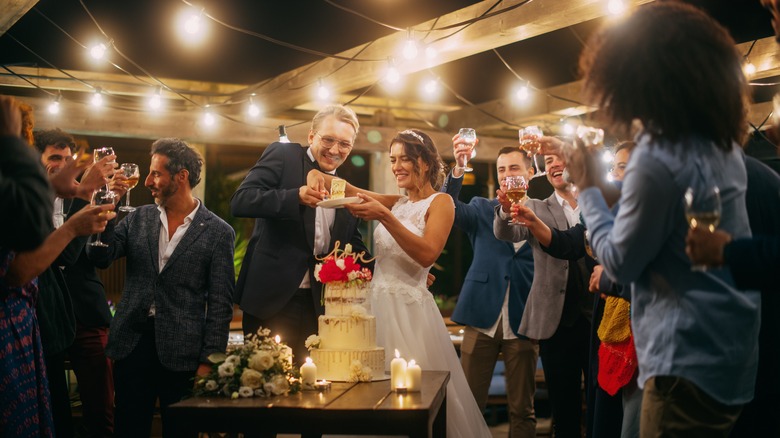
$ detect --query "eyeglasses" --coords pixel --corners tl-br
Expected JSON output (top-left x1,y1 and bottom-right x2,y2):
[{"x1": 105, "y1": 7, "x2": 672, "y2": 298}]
[{"x1": 315, "y1": 132, "x2": 353, "y2": 152}]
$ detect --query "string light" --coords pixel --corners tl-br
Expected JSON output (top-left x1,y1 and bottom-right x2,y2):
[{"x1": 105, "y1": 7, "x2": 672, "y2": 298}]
[
  {"x1": 562, "y1": 122, "x2": 575, "y2": 135},
  {"x1": 203, "y1": 105, "x2": 216, "y2": 126},
  {"x1": 48, "y1": 93, "x2": 62, "y2": 114},
  {"x1": 177, "y1": 7, "x2": 207, "y2": 45},
  {"x1": 607, "y1": 0, "x2": 626, "y2": 15},
  {"x1": 91, "y1": 88, "x2": 103, "y2": 107},
  {"x1": 89, "y1": 42, "x2": 109, "y2": 60},
  {"x1": 278, "y1": 125, "x2": 290, "y2": 143},
  {"x1": 148, "y1": 86, "x2": 162, "y2": 110},
  {"x1": 385, "y1": 58, "x2": 400, "y2": 85},
  {"x1": 247, "y1": 94, "x2": 260, "y2": 118},
  {"x1": 744, "y1": 59, "x2": 757, "y2": 77},
  {"x1": 316, "y1": 79, "x2": 330, "y2": 100},
  {"x1": 516, "y1": 81, "x2": 530, "y2": 101},
  {"x1": 401, "y1": 29, "x2": 418, "y2": 61}
]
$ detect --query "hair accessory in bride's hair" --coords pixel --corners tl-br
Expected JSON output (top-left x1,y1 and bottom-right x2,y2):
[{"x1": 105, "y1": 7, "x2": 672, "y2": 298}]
[{"x1": 400, "y1": 130, "x2": 425, "y2": 144}]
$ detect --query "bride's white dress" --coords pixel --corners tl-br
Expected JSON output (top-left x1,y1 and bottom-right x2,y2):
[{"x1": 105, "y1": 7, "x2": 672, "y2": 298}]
[{"x1": 371, "y1": 193, "x2": 491, "y2": 438}]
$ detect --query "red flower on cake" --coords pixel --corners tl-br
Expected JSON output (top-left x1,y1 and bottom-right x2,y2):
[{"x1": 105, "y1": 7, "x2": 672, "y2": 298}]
[{"x1": 314, "y1": 242, "x2": 373, "y2": 284}]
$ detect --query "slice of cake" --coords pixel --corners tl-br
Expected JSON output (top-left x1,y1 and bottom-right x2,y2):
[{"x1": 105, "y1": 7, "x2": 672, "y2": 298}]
[
  {"x1": 330, "y1": 177, "x2": 346, "y2": 200},
  {"x1": 309, "y1": 242, "x2": 382, "y2": 382}
]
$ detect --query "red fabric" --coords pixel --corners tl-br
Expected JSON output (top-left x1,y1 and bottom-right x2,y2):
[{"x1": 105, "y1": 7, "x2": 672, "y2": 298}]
[{"x1": 597, "y1": 335, "x2": 638, "y2": 396}]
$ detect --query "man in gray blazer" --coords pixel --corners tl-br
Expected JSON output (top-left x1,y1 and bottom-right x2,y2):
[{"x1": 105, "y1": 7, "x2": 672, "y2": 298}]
[
  {"x1": 494, "y1": 140, "x2": 592, "y2": 438},
  {"x1": 89, "y1": 138, "x2": 235, "y2": 438}
]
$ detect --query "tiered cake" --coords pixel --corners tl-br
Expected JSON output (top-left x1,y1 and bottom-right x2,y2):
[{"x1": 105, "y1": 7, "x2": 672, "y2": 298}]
[{"x1": 309, "y1": 243, "x2": 384, "y2": 382}]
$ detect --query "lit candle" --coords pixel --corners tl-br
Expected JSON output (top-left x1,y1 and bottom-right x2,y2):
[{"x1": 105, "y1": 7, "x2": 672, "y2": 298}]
[
  {"x1": 390, "y1": 349, "x2": 407, "y2": 390},
  {"x1": 300, "y1": 357, "x2": 317, "y2": 387},
  {"x1": 406, "y1": 359, "x2": 421, "y2": 392}
]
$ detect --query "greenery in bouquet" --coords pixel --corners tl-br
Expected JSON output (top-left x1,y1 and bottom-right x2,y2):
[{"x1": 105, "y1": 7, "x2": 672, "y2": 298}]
[{"x1": 194, "y1": 327, "x2": 301, "y2": 399}]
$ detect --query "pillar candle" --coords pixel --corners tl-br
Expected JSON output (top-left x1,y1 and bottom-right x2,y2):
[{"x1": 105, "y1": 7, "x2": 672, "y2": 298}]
[
  {"x1": 406, "y1": 359, "x2": 421, "y2": 392},
  {"x1": 390, "y1": 349, "x2": 407, "y2": 390},
  {"x1": 301, "y1": 357, "x2": 317, "y2": 386}
]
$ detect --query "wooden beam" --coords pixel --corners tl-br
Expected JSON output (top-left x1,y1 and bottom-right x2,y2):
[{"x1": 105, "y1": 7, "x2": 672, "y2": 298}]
[{"x1": 0, "y1": 0, "x2": 37, "y2": 34}]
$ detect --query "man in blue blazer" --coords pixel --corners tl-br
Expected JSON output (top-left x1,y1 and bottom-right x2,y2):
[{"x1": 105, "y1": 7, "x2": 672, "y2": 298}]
[
  {"x1": 89, "y1": 138, "x2": 235, "y2": 438},
  {"x1": 442, "y1": 140, "x2": 538, "y2": 438},
  {"x1": 231, "y1": 104, "x2": 370, "y2": 365}
]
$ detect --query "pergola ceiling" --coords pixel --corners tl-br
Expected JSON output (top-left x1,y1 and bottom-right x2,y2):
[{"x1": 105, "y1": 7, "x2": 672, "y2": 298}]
[{"x1": 0, "y1": 0, "x2": 777, "y2": 161}]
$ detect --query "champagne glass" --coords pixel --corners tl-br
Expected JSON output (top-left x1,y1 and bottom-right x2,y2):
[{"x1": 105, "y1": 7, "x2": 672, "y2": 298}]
[
  {"x1": 504, "y1": 175, "x2": 528, "y2": 225},
  {"x1": 88, "y1": 187, "x2": 118, "y2": 248},
  {"x1": 93, "y1": 147, "x2": 115, "y2": 192},
  {"x1": 684, "y1": 185, "x2": 721, "y2": 271},
  {"x1": 519, "y1": 126, "x2": 544, "y2": 177},
  {"x1": 457, "y1": 128, "x2": 477, "y2": 172},
  {"x1": 119, "y1": 163, "x2": 140, "y2": 212}
]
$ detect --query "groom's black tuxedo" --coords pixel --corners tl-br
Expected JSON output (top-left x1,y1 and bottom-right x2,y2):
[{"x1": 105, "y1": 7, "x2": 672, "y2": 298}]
[{"x1": 231, "y1": 142, "x2": 370, "y2": 324}]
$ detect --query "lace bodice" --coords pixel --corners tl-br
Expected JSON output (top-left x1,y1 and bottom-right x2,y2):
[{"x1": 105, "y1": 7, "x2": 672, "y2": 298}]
[{"x1": 372, "y1": 193, "x2": 450, "y2": 303}]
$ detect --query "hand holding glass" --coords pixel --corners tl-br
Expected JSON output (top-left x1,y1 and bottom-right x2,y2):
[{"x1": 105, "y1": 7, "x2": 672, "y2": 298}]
[
  {"x1": 119, "y1": 163, "x2": 140, "y2": 212},
  {"x1": 93, "y1": 147, "x2": 116, "y2": 192},
  {"x1": 684, "y1": 186, "x2": 721, "y2": 271},
  {"x1": 519, "y1": 126, "x2": 544, "y2": 176},
  {"x1": 456, "y1": 128, "x2": 476, "y2": 172},
  {"x1": 504, "y1": 175, "x2": 528, "y2": 225},
  {"x1": 88, "y1": 188, "x2": 118, "y2": 248}
]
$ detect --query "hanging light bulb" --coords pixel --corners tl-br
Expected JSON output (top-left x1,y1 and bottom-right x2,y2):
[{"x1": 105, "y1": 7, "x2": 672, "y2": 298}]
[
  {"x1": 203, "y1": 106, "x2": 216, "y2": 126},
  {"x1": 425, "y1": 45, "x2": 438, "y2": 60},
  {"x1": 602, "y1": 149, "x2": 614, "y2": 163},
  {"x1": 91, "y1": 88, "x2": 103, "y2": 107},
  {"x1": 90, "y1": 42, "x2": 108, "y2": 60},
  {"x1": 48, "y1": 93, "x2": 61, "y2": 115},
  {"x1": 177, "y1": 7, "x2": 207, "y2": 45},
  {"x1": 607, "y1": 0, "x2": 626, "y2": 15},
  {"x1": 402, "y1": 29, "x2": 418, "y2": 61},
  {"x1": 247, "y1": 94, "x2": 260, "y2": 118},
  {"x1": 385, "y1": 59, "x2": 400, "y2": 85},
  {"x1": 316, "y1": 79, "x2": 330, "y2": 100},
  {"x1": 743, "y1": 59, "x2": 756, "y2": 77},
  {"x1": 516, "y1": 82, "x2": 530, "y2": 101},
  {"x1": 424, "y1": 78, "x2": 438, "y2": 95},
  {"x1": 562, "y1": 122, "x2": 575, "y2": 135},
  {"x1": 278, "y1": 125, "x2": 290, "y2": 143},
  {"x1": 148, "y1": 87, "x2": 162, "y2": 110}
]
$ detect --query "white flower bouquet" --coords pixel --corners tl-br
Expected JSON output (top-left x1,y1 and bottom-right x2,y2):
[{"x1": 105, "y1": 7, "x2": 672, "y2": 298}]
[{"x1": 193, "y1": 327, "x2": 301, "y2": 399}]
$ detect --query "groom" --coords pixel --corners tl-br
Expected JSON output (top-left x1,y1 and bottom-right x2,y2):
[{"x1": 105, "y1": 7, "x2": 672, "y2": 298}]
[{"x1": 231, "y1": 104, "x2": 371, "y2": 365}]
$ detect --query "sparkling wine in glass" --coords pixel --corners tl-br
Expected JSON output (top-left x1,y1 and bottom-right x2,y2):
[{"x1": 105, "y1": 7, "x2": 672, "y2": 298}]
[
  {"x1": 504, "y1": 175, "x2": 528, "y2": 225},
  {"x1": 519, "y1": 126, "x2": 544, "y2": 177},
  {"x1": 93, "y1": 147, "x2": 115, "y2": 192},
  {"x1": 88, "y1": 188, "x2": 117, "y2": 248},
  {"x1": 684, "y1": 185, "x2": 721, "y2": 271},
  {"x1": 457, "y1": 128, "x2": 477, "y2": 172},
  {"x1": 119, "y1": 163, "x2": 140, "y2": 212}
]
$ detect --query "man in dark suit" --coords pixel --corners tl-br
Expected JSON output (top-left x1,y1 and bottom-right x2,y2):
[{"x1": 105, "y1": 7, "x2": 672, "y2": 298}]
[
  {"x1": 442, "y1": 141, "x2": 538, "y2": 438},
  {"x1": 494, "y1": 141, "x2": 592, "y2": 438},
  {"x1": 89, "y1": 138, "x2": 235, "y2": 438},
  {"x1": 231, "y1": 104, "x2": 370, "y2": 365}
]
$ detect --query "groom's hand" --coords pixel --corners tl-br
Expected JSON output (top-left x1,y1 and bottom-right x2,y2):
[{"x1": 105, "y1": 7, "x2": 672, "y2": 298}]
[{"x1": 299, "y1": 185, "x2": 326, "y2": 208}]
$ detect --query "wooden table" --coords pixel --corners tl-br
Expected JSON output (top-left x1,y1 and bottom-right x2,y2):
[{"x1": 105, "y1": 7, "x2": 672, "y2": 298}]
[{"x1": 168, "y1": 370, "x2": 449, "y2": 437}]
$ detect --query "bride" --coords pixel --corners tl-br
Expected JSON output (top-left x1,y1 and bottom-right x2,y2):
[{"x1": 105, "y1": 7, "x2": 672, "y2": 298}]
[{"x1": 309, "y1": 129, "x2": 491, "y2": 438}]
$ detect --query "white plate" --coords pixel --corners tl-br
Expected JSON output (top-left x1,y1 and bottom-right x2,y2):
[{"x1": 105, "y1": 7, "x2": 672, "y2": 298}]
[{"x1": 317, "y1": 196, "x2": 362, "y2": 209}]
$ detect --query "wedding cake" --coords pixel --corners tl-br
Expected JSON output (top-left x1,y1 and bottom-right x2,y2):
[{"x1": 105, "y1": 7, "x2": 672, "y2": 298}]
[
  {"x1": 308, "y1": 243, "x2": 384, "y2": 382},
  {"x1": 330, "y1": 177, "x2": 346, "y2": 200}
]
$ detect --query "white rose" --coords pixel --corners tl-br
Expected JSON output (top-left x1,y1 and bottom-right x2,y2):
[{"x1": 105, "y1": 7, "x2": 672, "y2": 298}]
[
  {"x1": 204, "y1": 380, "x2": 218, "y2": 391},
  {"x1": 240, "y1": 368, "x2": 264, "y2": 389},
  {"x1": 350, "y1": 305, "x2": 367, "y2": 317},
  {"x1": 239, "y1": 386, "x2": 254, "y2": 398},
  {"x1": 314, "y1": 264, "x2": 323, "y2": 282},
  {"x1": 344, "y1": 243, "x2": 353, "y2": 253},
  {"x1": 305, "y1": 334, "x2": 321, "y2": 350},
  {"x1": 225, "y1": 355, "x2": 241, "y2": 366},
  {"x1": 336, "y1": 259, "x2": 346, "y2": 269},
  {"x1": 360, "y1": 367, "x2": 373, "y2": 382},
  {"x1": 350, "y1": 360, "x2": 363, "y2": 373},
  {"x1": 263, "y1": 374, "x2": 290, "y2": 395},
  {"x1": 249, "y1": 351, "x2": 275, "y2": 371},
  {"x1": 218, "y1": 362, "x2": 236, "y2": 377}
]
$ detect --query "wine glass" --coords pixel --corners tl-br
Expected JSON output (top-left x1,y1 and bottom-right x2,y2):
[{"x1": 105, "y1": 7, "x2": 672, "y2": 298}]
[
  {"x1": 93, "y1": 147, "x2": 115, "y2": 192},
  {"x1": 504, "y1": 175, "x2": 528, "y2": 225},
  {"x1": 457, "y1": 128, "x2": 477, "y2": 172},
  {"x1": 519, "y1": 126, "x2": 544, "y2": 177},
  {"x1": 684, "y1": 185, "x2": 721, "y2": 271},
  {"x1": 119, "y1": 163, "x2": 140, "y2": 212},
  {"x1": 88, "y1": 188, "x2": 118, "y2": 248}
]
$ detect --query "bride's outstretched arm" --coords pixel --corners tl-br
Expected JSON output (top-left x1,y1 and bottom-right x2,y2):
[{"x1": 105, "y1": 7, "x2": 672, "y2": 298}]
[
  {"x1": 307, "y1": 169, "x2": 400, "y2": 208},
  {"x1": 348, "y1": 193, "x2": 454, "y2": 268}
]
